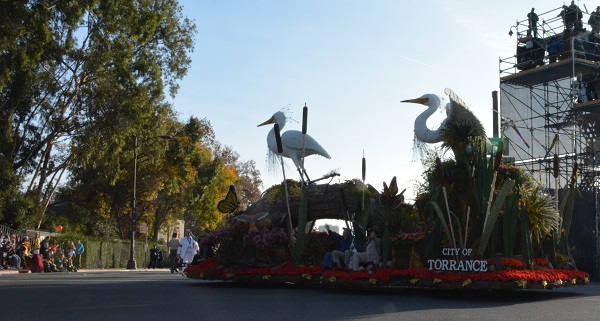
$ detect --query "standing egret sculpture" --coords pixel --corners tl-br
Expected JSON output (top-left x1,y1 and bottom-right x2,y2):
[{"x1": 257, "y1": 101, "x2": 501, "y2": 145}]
[
  {"x1": 402, "y1": 88, "x2": 486, "y2": 163},
  {"x1": 258, "y1": 111, "x2": 331, "y2": 181}
]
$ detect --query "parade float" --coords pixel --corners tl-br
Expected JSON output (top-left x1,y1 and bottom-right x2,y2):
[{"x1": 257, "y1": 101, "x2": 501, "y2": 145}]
[
  {"x1": 184, "y1": 1, "x2": 600, "y2": 289},
  {"x1": 184, "y1": 87, "x2": 590, "y2": 291}
]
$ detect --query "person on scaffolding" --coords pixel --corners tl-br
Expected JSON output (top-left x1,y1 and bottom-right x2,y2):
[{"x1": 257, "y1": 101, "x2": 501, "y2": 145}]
[
  {"x1": 527, "y1": 8, "x2": 539, "y2": 38},
  {"x1": 589, "y1": 6, "x2": 600, "y2": 34},
  {"x1": 592, "y1": 62, "x2": 600, "y2": 100},
  {"x1": 559, "y1": 2, "x2": 578, "y2": 31},
  {"x1": 575, "y1": 73, "x2": 588, "y2": 103},
  {"x1": 568, "y1": 1, "x2": 583, "y2": 31}
]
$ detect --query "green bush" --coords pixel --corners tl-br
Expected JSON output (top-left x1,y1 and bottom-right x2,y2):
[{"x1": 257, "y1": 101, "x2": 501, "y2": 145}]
[{"x1": 52, "y1": 235, "x2": 153, "y2": 269}]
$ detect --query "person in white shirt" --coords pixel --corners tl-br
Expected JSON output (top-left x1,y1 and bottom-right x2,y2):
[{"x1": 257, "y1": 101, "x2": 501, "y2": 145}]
[
  {"x1": 349, "y1": 229, "x2": 381, "y2": 272},
  {"x1": 177, "y1": 229, "x2": 198, "y2": 272},
  {"x1": 167, "y1": 232, "x2": 180, "y2": 273}
]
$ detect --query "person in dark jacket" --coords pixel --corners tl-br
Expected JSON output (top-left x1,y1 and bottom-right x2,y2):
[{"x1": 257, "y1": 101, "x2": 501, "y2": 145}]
[
  {"x1": 322, "y1": 224, "x2": 355, "y2": 269},
  {"x1": 2, "y1": 239, "x2": 21, "y2": 269},
  {"x1": 527, "y1": 8, "x2": 539, "y2": 38},
  {"x1": 40, "y1": 236, "x2": 50, "y2": 259},
  {"x1": 148, "y1": 245, "x2": 159, "y2": 269}
]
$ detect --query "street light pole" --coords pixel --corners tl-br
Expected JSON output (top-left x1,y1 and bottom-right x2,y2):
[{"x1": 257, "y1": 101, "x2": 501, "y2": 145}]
[
  {"x1": 127, "y1": 135, "x2": 139, "y2": 270},
  {"x1": 127, "y1": 134, "x2": 172, "y2": 270}
]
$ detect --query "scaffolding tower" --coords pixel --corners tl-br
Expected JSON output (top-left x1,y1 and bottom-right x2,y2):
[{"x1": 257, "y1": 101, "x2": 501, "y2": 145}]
[{"x1": 499, "y1": 4, "x2": 600, "y2": 279}]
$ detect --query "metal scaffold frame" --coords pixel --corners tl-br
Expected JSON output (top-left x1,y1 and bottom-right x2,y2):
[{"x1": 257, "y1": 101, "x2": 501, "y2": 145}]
[{"x1": 499, "y1": 3, "x2": 600, "y2": 279}]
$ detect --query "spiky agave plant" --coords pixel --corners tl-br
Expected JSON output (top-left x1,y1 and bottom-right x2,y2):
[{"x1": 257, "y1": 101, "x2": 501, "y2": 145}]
[{"x1": 521, "y1": 185, "x2": 561, "y2": 244}]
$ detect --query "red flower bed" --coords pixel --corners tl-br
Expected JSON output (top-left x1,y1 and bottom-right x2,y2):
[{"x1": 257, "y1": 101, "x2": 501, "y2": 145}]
[
  {"x1": 185, "y1": 258, "x2": 590, "y2": 290},
  {"x1": 496, "y1": 258, "x2": 549, "y2": 269}
]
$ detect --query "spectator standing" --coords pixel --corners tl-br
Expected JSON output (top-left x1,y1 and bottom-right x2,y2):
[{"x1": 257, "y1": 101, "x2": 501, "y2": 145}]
[
  {"x1": 33, "y1": 232, "x2": 41, "y2": 253},
  {"x1": 157, "y1": 248, "x2": 164, "y2": 268},
  {"x1": 40, "y1": 236, "x2": 50, "y2": 259},
  {"x1": 74, "y1": 239, "x2": 84, "y2": 270},
  {"x1": 589, "y1": 7, "x2": 600, "y2": 34},
  {"x1": 592, "y1": 63, "x2": 600, "y2": 100},
  {"x1": 548, "y1": 37, "x2": 563, "y2": 62},
  {"x1": 575, "y1": 73, "x2": 588, "y2": 103},
  {"x1": 558, "y1": 6, "x2": 567, "y2": 29},
  {"x1": 527, "y1": 8, "x2": 539, "y2": 38},
  {"x1": 567, "y1": 1, "x2": 583, "y2": 31},
  {"x1": 148, "y1": 245, "x2": 159, "y2": 269},
  {"x1": 20, "y1": 236, "x2": 31, "y2": 268},
  {"x1": 168, "y1": 232, "x2": 180, "y2": 273}
]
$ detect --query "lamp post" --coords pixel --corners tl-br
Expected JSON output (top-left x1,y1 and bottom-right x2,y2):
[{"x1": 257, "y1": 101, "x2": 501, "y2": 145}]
[{"x1": 127, "y1": 134, "x2": 172, "y2": 270}]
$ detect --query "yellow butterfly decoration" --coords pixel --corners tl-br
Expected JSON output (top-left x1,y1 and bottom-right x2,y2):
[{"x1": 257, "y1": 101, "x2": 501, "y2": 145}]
[{"x1": 217, "y1": 185, "x2": 239, "y2": 214}]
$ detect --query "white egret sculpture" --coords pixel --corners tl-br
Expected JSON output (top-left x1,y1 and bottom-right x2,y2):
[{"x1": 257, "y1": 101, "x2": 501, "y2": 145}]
[
  {"x1": 258, "y1": 111, "x2": 331, "y2": 181},
  {"x1": 402, "y1": 88, "x2": 486, "y2": 163},
  {"x1": 402, "y1": 88, "x2": 486, "y2": 144}
]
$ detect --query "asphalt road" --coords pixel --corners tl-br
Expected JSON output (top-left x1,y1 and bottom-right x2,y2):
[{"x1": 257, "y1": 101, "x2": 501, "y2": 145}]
[{"x1": 1, "y1": 270, "x2": 599, "y2": 321}]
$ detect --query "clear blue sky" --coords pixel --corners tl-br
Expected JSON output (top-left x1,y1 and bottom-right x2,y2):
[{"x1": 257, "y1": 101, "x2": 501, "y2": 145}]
[{"x1": 172, "y1": 0, "x2": 575, "y2": 201}]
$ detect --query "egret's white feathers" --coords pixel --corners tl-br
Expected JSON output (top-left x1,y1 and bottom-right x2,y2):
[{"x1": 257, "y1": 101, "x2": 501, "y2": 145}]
[
  {"x1": 444, "y1": 88, "x2": 486, "y2": 137},
  {"x1": 259, "y1": 111, "x2": 331, "y2": 177}
]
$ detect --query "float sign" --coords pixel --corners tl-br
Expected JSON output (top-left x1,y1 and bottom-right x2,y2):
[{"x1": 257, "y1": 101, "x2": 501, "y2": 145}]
[{"x1": 427, "y1": 248, "x2": 488, "y2": 272}]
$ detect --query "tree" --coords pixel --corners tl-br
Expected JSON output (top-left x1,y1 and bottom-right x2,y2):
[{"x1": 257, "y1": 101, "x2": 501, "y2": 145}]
[
  {"x1": 0, "y1": 0, "x2": 196, "y2": 229},
  {"x1": 235, "y1": 159, "x2": 262, "y2": 210},
  {"x1": 149, "y1": 117, "x2": 220, "y2": 240}
]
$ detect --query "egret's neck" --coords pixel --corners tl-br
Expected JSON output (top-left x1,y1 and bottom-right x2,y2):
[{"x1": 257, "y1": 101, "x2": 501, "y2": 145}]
[
  {"x1": 267, "y1": 127, "x2": 277, "y2": 151},
  {"x1": 414, "y1": 104, "x2": 444, "y2": 144},
  {"x1": 415, "y1": 104, "x2": 438, "y2": 125}
]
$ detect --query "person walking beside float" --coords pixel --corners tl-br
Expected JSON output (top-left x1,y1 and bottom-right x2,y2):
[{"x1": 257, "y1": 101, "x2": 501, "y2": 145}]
[{"x1": 177, "y1": 229, "x2": 198, "y2": 273}]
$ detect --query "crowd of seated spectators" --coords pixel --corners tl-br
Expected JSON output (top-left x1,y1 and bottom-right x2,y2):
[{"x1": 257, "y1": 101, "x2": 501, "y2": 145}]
[{"x1": 1, "y1": 233, "x2": 79, "y2": 273}]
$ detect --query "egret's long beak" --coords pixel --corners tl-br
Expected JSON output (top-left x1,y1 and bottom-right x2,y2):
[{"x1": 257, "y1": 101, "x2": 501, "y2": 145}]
[
  {"x1": 401, "y1": 97, "x2": 429, "y2": 105},
  {"x1": 257, "y1": 115, "x2": 275, "y2": 127}
]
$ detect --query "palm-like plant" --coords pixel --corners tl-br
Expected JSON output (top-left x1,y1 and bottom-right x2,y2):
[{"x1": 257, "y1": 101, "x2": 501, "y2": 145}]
[{"x1": 520, "y1": 184, "x2": 560, "y2": 244}]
